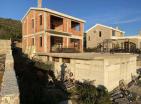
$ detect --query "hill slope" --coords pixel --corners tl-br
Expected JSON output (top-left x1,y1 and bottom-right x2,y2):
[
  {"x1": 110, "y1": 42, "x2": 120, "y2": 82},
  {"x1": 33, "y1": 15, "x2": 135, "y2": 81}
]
[{"x1": 0, "y1": 18, "x2": 22, "y2": 41}]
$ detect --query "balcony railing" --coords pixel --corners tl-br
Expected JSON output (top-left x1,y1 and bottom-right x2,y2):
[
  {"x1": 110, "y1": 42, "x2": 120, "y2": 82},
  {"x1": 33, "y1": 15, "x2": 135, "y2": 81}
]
[{"x1": 51, "y1": 48, "x2": 80, "y2": 53}]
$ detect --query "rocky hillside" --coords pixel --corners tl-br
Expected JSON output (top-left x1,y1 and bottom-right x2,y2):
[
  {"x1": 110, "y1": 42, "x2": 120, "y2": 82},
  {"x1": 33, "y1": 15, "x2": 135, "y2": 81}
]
[{"x1": 0, "y1": 17, "x2": 22, "y2": 41}]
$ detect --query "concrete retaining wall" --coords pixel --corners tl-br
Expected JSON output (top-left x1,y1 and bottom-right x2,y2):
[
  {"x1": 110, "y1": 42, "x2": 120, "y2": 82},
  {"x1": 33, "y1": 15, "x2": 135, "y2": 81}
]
[
  {"x1": 36, "y1": 53, "x2": 137, "y2": 91},
  {"x1": 0, "y1": 40, "x2": 19, "y2": 104}
]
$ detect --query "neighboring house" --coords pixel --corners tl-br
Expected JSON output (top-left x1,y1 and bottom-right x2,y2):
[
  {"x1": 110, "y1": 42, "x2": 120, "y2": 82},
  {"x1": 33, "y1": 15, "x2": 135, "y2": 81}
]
[
  {"x1": 21, "y1": 4, "x2": 85, "y2": 56},
  {"x1": 86, "y1": 24, "x2": 125, "y2": 50},
  {"x1": 86, "y1": 24, "x2": 141, "y2": 52}
]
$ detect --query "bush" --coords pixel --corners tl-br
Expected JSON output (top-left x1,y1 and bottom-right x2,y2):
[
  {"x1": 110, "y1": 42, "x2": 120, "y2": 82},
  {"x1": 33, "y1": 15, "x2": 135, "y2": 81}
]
[
  {"x1": 0, "y1": 18, "x2": 22, "y2": 41},
  {"x1": 75, "y1": 81, "x2": 112, "y2": 104}
]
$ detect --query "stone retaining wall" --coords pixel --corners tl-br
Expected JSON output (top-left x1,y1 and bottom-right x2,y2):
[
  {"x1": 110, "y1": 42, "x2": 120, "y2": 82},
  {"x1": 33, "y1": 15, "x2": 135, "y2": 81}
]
[
  {"x1": 0, "y1": 40, "x2": 19, "y2": 104},
  {"x1": 0, "y1": 40, "x2": 11, "y2": 54}
]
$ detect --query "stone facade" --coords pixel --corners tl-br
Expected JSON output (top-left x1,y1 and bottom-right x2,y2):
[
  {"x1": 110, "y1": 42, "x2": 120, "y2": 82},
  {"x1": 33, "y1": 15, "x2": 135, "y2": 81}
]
[
  {"x1": 35, "y1": 53, "x2": 137, "y2": 91},
  {"x1": 86, "y1": 24, "x2": 141, "y2": 50},
  {"x1": 86, "y1": 24, "x2": 124, "y2": 49}
]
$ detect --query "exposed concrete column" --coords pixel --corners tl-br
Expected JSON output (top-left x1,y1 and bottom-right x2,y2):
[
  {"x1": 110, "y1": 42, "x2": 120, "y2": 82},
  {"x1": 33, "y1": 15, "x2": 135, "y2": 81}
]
[
  {"x1": 82, "y1": 24, "x2": 84, "y2": 52},
  {"x1": 81, "y1": 38, "x2": 84, "y2": 52},
  {"x1": 44, "y1": 33, "x2": 47, "y2": 52},
  {"x1": 66, "y1": 19, "x2": 69, "y2": 32},
  {"x1": 34, "y1": 11, "x2": 36, "y2": 33},
  {"x1": 47, "y1": 34, "x2": 51, "y2": 52},
  {"x1": 63, "y1": 37, "x2": 67, "y2": 48},
  {"x1": 34, "y1": 11, "x2": 36, "y2": 53},
  {"x1": 26, "y1": 16, "x2": 29, "y2": 53},
  {"x1": 44, "y1": 12, "x2": 47, "y2": 52},
  {"x1": 67, "y1": 37, "x2": 69, "y2": 48},
  {"x1": 27, "y1": 16, "x2": 28, "y2": 36}
]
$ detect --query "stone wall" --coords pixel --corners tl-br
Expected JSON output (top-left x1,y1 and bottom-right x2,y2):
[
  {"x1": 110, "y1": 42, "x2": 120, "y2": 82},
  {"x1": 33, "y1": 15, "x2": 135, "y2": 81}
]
[
  {"x1": 0, "y1": 40, "x2": 19, "y2": 104},
  {"x1": 0, "y1": 40, "x2": 11, "y2": 54}
]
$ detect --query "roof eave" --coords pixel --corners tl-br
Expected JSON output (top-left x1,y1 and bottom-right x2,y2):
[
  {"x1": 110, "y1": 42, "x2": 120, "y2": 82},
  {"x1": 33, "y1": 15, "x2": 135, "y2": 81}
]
[
  {"x1": 21, "y1": 7, "x2": 86, "y2": 23},
  {"x1": 86, "y1": 24, "x2": 125, "y2": 33}
]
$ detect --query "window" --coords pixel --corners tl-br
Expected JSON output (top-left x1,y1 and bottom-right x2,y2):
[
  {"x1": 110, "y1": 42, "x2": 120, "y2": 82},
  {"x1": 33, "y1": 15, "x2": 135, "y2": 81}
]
[
  {"x1": 99, "y1": 31, "x2": 102, "y2": 37},
  {"x1": 32, "y1": 19, "x2": 34, "y2": 28},
  {"x1": 40, "y1": 15, "x2": 42, "y2": 25},
  {"x1": 62, "y1": 58, "x2": 70, "y2": 63},
  {"x1": 40, "y1": 36, "x2": 42, "y2": 47},
  {"x1": 88, "y1": 36, "x2": 91, "y2": 41},
  {"x1": 112, "y1": 30, "x2": 115, "y2": 36},
  {"x1": 52, "y1": 57, "x2": 59, "y2": 62},
  {"x1": 32, "y1": 38, "x2": 34, "y2": 46}
]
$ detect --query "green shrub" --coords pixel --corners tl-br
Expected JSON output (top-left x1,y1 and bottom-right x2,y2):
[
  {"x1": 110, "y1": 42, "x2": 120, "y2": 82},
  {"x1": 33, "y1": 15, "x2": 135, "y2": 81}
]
[{"x1": 75, "y1": 81, "x2": 112, "y2": 104}]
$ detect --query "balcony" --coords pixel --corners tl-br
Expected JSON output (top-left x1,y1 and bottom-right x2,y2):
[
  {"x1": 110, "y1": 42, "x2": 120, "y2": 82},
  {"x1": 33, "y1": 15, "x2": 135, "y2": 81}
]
[{"x1": 50, "y1": 15, "x2": 63, "y2": 31}]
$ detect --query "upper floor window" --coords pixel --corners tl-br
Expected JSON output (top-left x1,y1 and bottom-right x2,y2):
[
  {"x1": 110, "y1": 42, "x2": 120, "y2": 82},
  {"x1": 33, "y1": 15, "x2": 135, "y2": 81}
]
[
  {"x1": 71, "y1": 21, "x2": 80, "y2": 31},
  {"x1": 32, "y1": 19, "x2": 34, "y2": 29},
  {"x1": 40, "y1": 36, "x2": 42, "y2": 47},
  {"x1": 40, "y1": 15, "x2": 43, "y2": 25},
  {"x1": 99, "y1": 31, "x2": 102, "y2": 37},
  {"x1": 112, "y1": 30, "x2": 115, "y2": 36}
]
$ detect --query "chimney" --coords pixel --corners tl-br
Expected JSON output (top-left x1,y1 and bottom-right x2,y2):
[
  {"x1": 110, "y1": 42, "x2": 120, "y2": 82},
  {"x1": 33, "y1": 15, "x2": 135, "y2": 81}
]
[{"x1": 38, "y1": 0, "x2": 42, "y2": 8}]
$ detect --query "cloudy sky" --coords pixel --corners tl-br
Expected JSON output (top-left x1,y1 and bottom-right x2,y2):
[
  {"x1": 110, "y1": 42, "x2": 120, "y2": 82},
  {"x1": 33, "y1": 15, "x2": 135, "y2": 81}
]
[{"x1": 0, "y1": 0, "x2": 141, "y2": 35}]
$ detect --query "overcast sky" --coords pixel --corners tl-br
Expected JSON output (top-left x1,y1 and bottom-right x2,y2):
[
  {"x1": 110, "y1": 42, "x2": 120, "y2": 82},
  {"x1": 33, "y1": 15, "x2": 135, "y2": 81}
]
[{"x1": 0, "y1": 0, "x2": 141, "y2": 35}]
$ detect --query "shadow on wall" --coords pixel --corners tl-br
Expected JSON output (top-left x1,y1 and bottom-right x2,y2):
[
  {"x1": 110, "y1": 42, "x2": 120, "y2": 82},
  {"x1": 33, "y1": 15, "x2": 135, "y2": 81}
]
[
  {"x1": 61, "y1": 63, "x2": 67, "y2": 82},
  {"x1": 12, "y1": 47, "x2": 70, "y2": 104}
]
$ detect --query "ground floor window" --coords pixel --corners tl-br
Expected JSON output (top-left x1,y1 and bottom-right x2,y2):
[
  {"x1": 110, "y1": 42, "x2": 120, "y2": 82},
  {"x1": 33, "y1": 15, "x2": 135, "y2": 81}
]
[
  {"x1": 40, "y1": 36, "x2": 42, "y2": 47},
  {"x1": 52, "y1": 57, "x2": 59, "y2": 62},
  {"x1": 62, "y1": 58, "x2": 70, "y2": 63}
]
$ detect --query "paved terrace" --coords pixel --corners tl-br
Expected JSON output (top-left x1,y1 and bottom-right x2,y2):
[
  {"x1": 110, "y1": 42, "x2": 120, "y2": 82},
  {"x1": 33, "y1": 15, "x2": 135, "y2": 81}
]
[{"x1": 36, "y1": 52, "x2": 137, "y2": 60}]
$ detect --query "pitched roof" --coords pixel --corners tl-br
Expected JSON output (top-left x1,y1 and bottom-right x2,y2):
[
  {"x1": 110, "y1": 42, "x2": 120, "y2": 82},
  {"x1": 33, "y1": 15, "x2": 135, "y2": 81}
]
[
  {"x1": 86, "y1": 24, "x2": 125, "y2": 33},
  {"x1": 21, "y1": 7, "x2": 86, "y2": 23}
]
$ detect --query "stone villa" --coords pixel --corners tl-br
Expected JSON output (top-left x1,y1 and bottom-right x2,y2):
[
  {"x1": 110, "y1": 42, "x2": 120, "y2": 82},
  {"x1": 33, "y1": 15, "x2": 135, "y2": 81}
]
[{"x1": 86, "y1": 24, "x2": 141, "y2": 52}]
